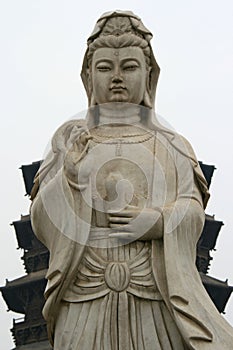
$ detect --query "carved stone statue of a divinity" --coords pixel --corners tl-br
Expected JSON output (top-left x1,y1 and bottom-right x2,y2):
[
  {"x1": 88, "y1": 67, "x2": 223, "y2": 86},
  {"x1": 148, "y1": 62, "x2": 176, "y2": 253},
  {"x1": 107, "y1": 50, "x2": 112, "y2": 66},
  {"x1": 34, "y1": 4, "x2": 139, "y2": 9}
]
[{"x1": 30, "y1": 10, "x2": 233, "y2": 349}]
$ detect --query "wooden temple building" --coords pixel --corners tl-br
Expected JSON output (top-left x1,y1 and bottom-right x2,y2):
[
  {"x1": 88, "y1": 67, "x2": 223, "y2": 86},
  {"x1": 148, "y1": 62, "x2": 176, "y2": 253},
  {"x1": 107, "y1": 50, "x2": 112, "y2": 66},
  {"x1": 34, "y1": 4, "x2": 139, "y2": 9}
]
[{"x1": 1, "y1": 160, "x2": 233, "y2": 349}]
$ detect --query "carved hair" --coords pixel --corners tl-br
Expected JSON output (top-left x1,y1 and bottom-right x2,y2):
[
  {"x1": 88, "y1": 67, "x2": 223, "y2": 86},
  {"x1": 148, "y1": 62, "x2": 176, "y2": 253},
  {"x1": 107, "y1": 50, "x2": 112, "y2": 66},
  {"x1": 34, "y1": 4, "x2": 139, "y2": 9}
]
[{"x1": 87, "y1": 16, "x2": 151, "y2": 69}]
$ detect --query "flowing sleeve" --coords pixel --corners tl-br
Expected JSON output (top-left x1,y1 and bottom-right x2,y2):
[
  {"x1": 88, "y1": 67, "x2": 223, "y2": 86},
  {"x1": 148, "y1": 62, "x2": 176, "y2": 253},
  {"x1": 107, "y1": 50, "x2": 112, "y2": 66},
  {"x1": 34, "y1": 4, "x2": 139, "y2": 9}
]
[
  {"x1": 29, "y1": 120, "x2": 93, "y2": 344},
  {"x1": 30, "y1": 119, "x2": 92, "y2": 261},
  {"x1": 152, "y1": 133, "x2": 233, "y2": 349}
]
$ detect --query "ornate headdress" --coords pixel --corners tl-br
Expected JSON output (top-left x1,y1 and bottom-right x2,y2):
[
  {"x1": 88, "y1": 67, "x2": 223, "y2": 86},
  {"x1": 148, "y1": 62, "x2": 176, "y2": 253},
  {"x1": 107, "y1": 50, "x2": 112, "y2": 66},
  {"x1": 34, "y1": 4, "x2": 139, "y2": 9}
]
[{"x1": 81, "y1": 10, "x2": 160, "y2": 109}]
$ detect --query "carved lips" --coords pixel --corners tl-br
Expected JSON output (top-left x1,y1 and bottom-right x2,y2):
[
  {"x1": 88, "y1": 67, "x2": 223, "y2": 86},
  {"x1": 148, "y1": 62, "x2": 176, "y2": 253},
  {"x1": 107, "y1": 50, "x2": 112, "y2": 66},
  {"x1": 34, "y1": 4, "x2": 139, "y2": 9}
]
[{"x1": 110, "y1": 85, "x2": 127, "y2": 92}]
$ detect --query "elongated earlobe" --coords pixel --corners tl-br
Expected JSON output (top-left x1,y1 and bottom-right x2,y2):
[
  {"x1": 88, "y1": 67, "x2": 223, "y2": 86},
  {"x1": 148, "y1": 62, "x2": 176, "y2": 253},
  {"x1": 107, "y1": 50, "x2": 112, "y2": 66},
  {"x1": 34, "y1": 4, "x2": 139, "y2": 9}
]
[
  {"x1": 142, "y1": 68, "x2": 153, "y2": 108},
  {"x1": 87, "y1": 69, "x2": 96, "y2": 106},
  {"x1": 90, "y1": 94, "x2": 97, "y2": 106},
  {"x1": 143, "y1": 89, "x2": 152, "y2": 108}
]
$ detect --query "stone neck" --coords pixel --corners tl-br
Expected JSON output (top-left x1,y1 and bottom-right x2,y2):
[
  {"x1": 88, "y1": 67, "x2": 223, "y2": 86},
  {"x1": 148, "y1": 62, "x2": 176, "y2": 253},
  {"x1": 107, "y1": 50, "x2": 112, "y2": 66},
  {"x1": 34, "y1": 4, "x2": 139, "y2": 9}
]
[{"x1": 98, "y1": 104, "x2": 141, "y2": 126}]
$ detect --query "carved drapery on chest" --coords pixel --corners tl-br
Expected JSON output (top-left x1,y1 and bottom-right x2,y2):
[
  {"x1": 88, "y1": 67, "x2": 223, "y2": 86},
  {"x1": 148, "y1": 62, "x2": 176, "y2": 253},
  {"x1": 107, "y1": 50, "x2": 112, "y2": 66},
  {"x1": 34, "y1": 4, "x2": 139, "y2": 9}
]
[
  {"x1": 63, "y1": 127, "x2": 164, "y2": 303},
  {"x1": 89, "y1": 128, "x2": 156, "y2": 224}
]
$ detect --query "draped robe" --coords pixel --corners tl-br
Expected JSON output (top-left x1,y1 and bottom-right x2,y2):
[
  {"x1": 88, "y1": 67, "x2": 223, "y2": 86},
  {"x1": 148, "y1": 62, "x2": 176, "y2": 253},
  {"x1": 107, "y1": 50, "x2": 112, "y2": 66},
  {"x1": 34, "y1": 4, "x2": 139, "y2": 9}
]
[{"x1": 30, "y1": 119, "x2": 233, "y2": 349}]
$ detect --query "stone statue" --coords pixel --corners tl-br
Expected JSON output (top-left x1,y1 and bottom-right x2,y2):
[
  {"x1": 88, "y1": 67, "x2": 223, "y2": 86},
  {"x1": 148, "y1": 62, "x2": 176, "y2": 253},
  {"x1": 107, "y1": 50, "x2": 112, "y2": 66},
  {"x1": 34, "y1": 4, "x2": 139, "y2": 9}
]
[{"x1": 30, "y1": 10, "x2": 233, "y2": 349}]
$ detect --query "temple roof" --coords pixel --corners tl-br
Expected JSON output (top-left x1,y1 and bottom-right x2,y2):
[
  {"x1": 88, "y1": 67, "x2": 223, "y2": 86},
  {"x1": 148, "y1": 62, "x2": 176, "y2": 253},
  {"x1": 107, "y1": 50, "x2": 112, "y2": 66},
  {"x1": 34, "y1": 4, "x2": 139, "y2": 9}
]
[
  {"x1": 12, "y1": 340, "x2": 52, "y2": 350},
  {"x1": 0, "y1": 270, "x2": 47, "y2": 314},
  {"x1": 20, "y1": 161, "x2": 42, "y2": 196},
  {"x1": 196, "y1": 214, "x2": 224, "y2": 274},
  {"x1": 201, "y1": 273, "x2": 233, "y2": 313},
  {"x1": 198, "y1": 162, "x2": 216, "y2": 188},
  {"x1": 2, "y1": 269, "x2": 46, "y2": 288},
  {"x1": 12, "y1": 216, "x2": 44, "y2": 251},
  {"x1": 199, "y1": 215, "x2": 223, "y2": 250}
]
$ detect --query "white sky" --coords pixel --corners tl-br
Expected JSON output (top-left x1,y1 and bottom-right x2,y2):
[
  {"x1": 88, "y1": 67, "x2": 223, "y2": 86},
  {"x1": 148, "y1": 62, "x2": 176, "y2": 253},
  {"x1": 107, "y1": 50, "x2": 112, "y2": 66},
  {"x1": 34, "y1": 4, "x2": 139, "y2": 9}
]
[{"x1": 0, "y1": 0, "x2": 233, "y2": 348}]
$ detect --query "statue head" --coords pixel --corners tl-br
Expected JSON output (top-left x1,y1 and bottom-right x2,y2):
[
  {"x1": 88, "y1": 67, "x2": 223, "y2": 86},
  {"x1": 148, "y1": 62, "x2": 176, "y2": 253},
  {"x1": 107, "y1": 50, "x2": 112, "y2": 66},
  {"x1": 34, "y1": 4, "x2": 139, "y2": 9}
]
[{"x1": 81, "y1": 11, "x2": 160, "y2": 109}]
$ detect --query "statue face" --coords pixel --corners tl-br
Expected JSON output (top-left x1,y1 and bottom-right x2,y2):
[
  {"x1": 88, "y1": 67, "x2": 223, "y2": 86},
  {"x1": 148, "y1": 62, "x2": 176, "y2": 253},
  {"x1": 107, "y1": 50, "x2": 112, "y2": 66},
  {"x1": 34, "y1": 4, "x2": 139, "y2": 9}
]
[{"x1": 91, "y1": 47, "x2": 147, "y2": 105}]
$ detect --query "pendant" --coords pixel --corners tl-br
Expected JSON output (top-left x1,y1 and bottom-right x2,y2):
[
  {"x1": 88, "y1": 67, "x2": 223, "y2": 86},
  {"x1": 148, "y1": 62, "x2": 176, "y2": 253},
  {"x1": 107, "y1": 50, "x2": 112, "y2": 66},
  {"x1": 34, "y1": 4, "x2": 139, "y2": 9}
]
[{"x1": 116, "y1": 141, "x2": 122, "y2": 156}]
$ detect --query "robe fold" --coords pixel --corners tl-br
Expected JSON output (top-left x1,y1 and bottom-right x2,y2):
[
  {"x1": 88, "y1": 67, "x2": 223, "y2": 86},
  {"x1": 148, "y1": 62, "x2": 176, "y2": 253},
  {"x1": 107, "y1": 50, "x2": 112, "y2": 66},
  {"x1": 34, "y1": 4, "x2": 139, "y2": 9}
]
[{"x1": 31, "y1": 119, "x2": 233, "y2": 349}]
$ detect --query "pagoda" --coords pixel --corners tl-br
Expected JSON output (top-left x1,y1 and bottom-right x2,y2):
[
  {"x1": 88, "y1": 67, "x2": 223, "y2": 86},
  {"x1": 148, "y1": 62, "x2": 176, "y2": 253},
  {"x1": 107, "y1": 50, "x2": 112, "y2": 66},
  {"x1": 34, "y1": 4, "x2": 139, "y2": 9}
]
[
  {"x1": 1, "y1": 160, "x2": 232, "y2": 349},
  {"x1": 1, "y1": 162, "x2": 51, "y2": 350}
]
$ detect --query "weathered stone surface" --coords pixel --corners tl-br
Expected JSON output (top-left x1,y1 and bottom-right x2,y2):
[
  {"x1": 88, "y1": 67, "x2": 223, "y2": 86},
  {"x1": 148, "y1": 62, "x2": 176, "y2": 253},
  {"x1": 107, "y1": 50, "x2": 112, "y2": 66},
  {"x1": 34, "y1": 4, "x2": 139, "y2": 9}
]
[{"x1": 31, "y1": 10, "x2": 233, "y2": 349}]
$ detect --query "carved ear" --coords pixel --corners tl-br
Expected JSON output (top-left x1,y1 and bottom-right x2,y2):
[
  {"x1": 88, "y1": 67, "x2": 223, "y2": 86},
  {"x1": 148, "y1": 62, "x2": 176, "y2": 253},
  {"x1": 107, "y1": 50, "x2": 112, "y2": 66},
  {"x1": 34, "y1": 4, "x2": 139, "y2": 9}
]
[{"x1": 143, "y1": 68, "x2": 153, "y2": 108}]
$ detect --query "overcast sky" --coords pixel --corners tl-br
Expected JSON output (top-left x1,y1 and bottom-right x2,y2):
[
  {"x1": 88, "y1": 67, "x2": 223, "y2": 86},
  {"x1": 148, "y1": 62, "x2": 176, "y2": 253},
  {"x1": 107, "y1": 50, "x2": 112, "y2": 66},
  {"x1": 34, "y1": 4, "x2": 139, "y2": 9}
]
[{"x1": 0, "y1": 0, "x2": 233, "y2": 348}]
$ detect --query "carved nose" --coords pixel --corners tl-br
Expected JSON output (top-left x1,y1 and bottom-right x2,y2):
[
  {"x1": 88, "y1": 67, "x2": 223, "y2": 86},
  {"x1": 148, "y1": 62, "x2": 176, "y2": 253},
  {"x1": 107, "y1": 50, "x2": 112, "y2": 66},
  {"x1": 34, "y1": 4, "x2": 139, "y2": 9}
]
[{"x1": 112, "y1": 75, "x2": 123, "y2": 83}]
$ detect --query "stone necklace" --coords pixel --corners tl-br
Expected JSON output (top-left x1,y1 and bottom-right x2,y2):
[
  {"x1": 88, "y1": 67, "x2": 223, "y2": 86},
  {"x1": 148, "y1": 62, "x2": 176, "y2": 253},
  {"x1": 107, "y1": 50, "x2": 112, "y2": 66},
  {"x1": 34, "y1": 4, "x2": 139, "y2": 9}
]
[{"x1": 91, "y1": 126, "x2": 154, "y2": 156}]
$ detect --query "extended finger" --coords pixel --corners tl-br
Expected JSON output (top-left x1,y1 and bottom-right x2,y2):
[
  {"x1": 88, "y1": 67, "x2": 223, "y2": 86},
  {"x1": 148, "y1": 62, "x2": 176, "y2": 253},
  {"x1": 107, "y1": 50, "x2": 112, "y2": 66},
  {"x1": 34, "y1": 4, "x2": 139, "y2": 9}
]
[
  {"x1": 109, "y1": 232, "x2": 134, "y2": 240},
  {"x1": 80, "y1": 133, "x2": 93, "y2": 145},
  {"x1": 109, "y1": 222, "x2": 131, "y2": 229},
  {"x1": 125, "y1": 204, "x2": 138, "y2": 209},
  {"x1": 68, "y1": 127, "x2": 82, "y2": 146},
  {"x1": 108, "y1": 210, "x2": 134, "y2": 217},
  {"x1": 110, "y1": 223, "x2": 132, "y2": 231},
  {"x1": 109, "y1": 216, "x2": 131, "y2": 224},
  {"x1": 109, "y1": 223, "x2": 125, "y2": 229}
]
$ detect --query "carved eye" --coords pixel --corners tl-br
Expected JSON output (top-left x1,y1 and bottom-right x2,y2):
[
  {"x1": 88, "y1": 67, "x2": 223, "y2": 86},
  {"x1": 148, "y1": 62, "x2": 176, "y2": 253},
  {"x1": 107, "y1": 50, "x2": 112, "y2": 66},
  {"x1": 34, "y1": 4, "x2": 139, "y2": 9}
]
[
  {"x1": 97, "y1": 65, "x2": 111, "y2": 72},
  {"x1": 123, "y1": 63, "x2": 139, "y2": 71}
]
